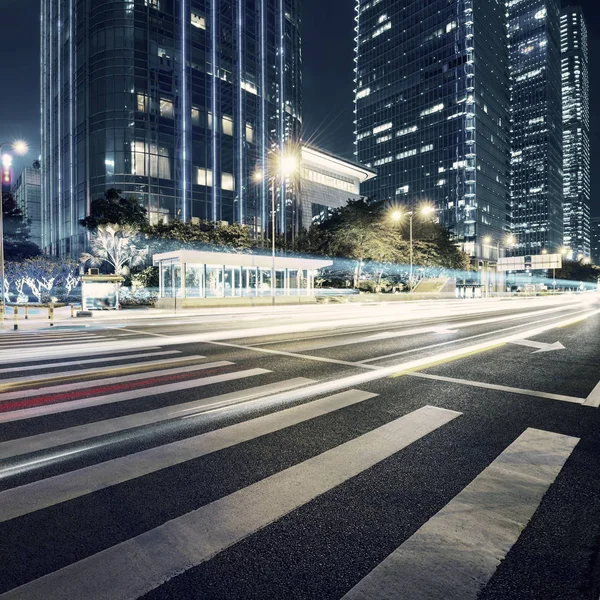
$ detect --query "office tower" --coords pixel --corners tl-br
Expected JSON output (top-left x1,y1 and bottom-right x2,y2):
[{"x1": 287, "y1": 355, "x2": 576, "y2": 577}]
[
  {"x1": 561, "y1": 5, "x2": 591, "y2": 258},
  {"x1": 41, "y1": 0, "x2": 302, "y2": 256},
  {"x1": 354, "y1": 0, "x2": 511, "y2": 261},
  {"x1": 591, "y1": 216, "x2": 600, "y2": 265},
  {"x1": 508, "y1": 0, "x2": 563, "y2": 255},
  {"x1": 12, "y1": 162, "x2": 42, "y2": 250}
]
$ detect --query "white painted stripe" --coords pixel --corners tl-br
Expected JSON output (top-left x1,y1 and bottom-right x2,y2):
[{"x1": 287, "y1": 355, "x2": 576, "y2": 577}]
[
  {"x1": 0, "y1": 368, "x2": 271, "y2": 424},
  {"x1": 0, "y1": 337, "x2": 105, "y2": 347},
  {"x1": 407, "y1": 372, "x2": 585, "y2": 404},
  {"x1": 583, "y1": 380, "x2": 600, "y2": 407},
  {"x1": 0, "y1": 355, "x2": 207, "y2": 384},
  {"x1": 0, "y1": 389, "x2": 380, "y2": 520},
  {"x1": 0, "y1": 351, "x2": 182, "y2": 375},
  {"x1": 342, "y1": 428, "x2": 578, "y2": 600},
  {"x1": 0, "y1": 406, "x2": 461, "y2": 600},
  {"x1": 0, "y1": 346, "x2": 164, "y2": 364},
  {"x1": 0, "y1": 361, "x2": 232, "y2": 401},
  {"x1": 0, "y1": 378, "x2": 315, "y2": 460}
]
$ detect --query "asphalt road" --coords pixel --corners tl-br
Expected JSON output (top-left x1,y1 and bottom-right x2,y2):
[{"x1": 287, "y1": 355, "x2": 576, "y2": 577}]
[{"x1": 0, "y1": 294, "x2": 599, "y2": 600}]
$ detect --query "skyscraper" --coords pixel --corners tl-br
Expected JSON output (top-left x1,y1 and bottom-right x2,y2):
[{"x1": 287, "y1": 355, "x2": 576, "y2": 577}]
[
  {"x1": 507, "y1": 0, "x2": 563, "y2": 256},
  {"x1": 12, "y1": 162, "x2": 42, "y2": 251},
  {"x1": 41, "y1": 0, "x2": 302, "y2": 256},
  {"x1": 591, "y1": 216, "x2": 600, "y2": 265},
  {"x1": 354, "y1": 0, "x2": 511, "y2": 261},
  {"x1": 561, "y1": 5, "x2": 591, "y2": 258}
]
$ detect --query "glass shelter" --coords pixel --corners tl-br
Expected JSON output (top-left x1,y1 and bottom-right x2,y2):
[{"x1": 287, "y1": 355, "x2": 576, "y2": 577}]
[{"x1": 154, "y1": 250, "x2": 332, "y2": 301}]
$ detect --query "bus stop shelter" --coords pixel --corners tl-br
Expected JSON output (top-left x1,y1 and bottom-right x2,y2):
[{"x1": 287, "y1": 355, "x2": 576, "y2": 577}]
[{"x1": 153, "y1": 250, "x2": 332, "y2": 306}]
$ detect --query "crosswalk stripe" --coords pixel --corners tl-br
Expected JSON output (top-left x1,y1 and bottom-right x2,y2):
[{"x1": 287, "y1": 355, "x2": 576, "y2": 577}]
[
  {"x1": 0, "y1": 389, "x2": 381, "y2": 521},
  {"x1": 583, "y1": 380, "x2": 600, "y2": 407},
  {"x1": 0, "y1": 361, "x2": 232, "y2": 401},
  {"x1": 0, "y1": 355, "x2": 208, "y2": 387},
  {"x1": 0, "y1": 337, "x2": 107, "y2": 348},
  {"x1": 342, "y1": 427, "x2": 579, "y2": 600},
  {"x1": 0, "y1": 405, "x2": 461, "y2": 600},
  {"x1": 0, "y1": 351, "x2": 182, "y2": 375},
  {"x1": 0, "y1": 378, "x2": 315, "y2": 461},
  {"x1": 0, "y1": 346, "x2": 164, "y2": 364},
  {"x1": 0, "y1": 368, "x2": 271, "y2": 424}
]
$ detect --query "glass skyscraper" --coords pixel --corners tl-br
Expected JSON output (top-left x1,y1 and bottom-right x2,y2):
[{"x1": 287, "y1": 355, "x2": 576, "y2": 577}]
[
  {"x1": 561, "y1": 5, "x2": 591, "y2": 258},
  {"x1": 507, "y1": 0, "x2": 563, "y2": 256},
  {"x1": 354, "y1": 0, "x2": 511, "y2": 260},
  {"x1": 41, "y1": 0, "x2": 302, "y2": 256}
]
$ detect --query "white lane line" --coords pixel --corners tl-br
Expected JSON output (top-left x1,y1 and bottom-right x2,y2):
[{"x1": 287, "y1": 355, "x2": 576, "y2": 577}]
[
  {"x1": 0, "y1": 361, "x2": 232, "y2": 402},
  {"x1": 0, "y1": 351, "x2": 182, "y2": 375},
  {"x1": 0, "y1": 389, "x2": 381, "y2": 519},
  {"x1": 342, "y1": 427, "x2": 578, "y2": 600},
  {"x1": 0, "y1": 405, "x2": 461, "y2": 600},
  {"x1": 583, "y1": 380, "x2": 600, "y2": 407},
  {"x1": 0, "y1": 369, "x2": 271, "y2": 424},
  {"x1": 0, "y1": 378, "x2": 315, "y2": 461},
  {"x1": 406, "y1": 372, "x2": 585, "y2": 405},
  {"x1": 206, "y1": 341, "x2": 381, "y2": 370},
  {"x1": 0, "y1": 355, "x2": 207, "y2": 384},
  {"x1": 359, "y1": 309, "x2": 591, "y2": 364},
  {"x1": 197, "y1": 310, "x2": 600, "y2": 418},
  {"x1": 0, "y1": 346, "x2": 164, "y2": 364}
]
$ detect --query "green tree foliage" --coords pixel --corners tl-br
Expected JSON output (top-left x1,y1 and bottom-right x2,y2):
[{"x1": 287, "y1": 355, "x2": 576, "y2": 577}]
[
  {"x1": 2, "y1": 192, "x2": 41, "y2": 261},
  {"x1": 79, "y1": 189, "x2": 149, "y2": 231},
  {"x1": 145, "y1": 219, "x2": 254, "y2": 254},
  {"x1": 554, "y1": 259, "x2": 600, "y2": 283},
  {"x1": 296, "y1": 198, "x2": 470, "y2": 287}
]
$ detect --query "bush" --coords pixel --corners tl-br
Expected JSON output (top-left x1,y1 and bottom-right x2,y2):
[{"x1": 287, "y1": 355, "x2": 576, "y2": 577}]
[{"x1": 119, "y1": 287, "x2": 158, "y2": 306}]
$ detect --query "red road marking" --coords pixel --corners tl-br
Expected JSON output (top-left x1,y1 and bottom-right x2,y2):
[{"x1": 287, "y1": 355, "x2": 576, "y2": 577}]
[{"x1": 0, "y1": 366, "x2": 232, "y2": 413}]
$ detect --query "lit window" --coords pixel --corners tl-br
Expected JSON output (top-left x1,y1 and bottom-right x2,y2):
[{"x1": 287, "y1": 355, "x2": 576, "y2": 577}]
[
  {"x1": 191, "y1": 11, "x2": 206, "y2": 29},
  {"x1": 396, "y1": 185, "x2": 409, "y2": 195},
  {"x1": 373, "y1": 122, "x2": 392, "y2": 134},
  {"x1": 396, "y1": 125, "x2": 417, "y2": 137},
  {"x1": 160, "y1": 98, "x2": 174, "y2": 119},
  {"x1": 196, "y1": 167, "x2": 213, "y2": 187},
  {"x1": 137, "y1": 94, "x2": 148, "y2": 112},
  {"x1": 356, "y1": 87, "x2": 370, "y2": 99},
  {"x1": 191, "y1": 107, "x2": 201, "y2": 125},
  {"x1": 222, "y1": 115, "x2": 233, "y2": 136},
  {"x1": 420, "y1": 103, "x2": 444, "y2": 117},
  {"x1": 245, "y1": 123, "x2": 254, "y2": 144},
  {"x1": 222, "y1": 172, "x2": 235, "y2": 191},
  {"x1": 241, "y1": 80, "x2": 258, "y2": 95},
  {"x1": 372, "y1": 21, "x2": 391, "y2": 38}
]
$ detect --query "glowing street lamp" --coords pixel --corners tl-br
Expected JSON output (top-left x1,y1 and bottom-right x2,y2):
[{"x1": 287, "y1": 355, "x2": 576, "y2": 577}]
[{"x1": 0, "y1": 140, "x2": 29, "y2": 314}]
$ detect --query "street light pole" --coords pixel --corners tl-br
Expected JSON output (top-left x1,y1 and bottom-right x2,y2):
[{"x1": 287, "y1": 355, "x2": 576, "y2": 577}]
[
  {"x1": 271, "y1": 179, "x2": 276, "y2": 299},
  {"x1": 409, "y1": 212, "x2": 413, "y2": 291}
]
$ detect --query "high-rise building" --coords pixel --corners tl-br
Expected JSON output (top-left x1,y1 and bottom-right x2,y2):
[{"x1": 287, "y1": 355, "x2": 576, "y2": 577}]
[
  {"x1": 12, "y1": 162, "x2": 42, "y2": 251},
  {"x1": 591, "y1": 216, "x2": 600, "y2": 265},
  {"x1": 354, "y1": 0, "x2": 511, "y2": 261},
  {"x1": 561, "y1": 5, "x2": 591, "y2": 258},
  {"x1": 41, "y1": 0, "x2": 302, "y2": 256},
  {"x1": 507, "y1": 0, "x2": 563, "y2": 256}
]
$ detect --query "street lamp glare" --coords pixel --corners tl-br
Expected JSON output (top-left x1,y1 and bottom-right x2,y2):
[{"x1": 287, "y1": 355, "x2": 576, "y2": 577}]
[
  {"x1": 541, "y1": 248, "x2": 548, "y2": 255},
  {"x1": 280, "y1": 154, "x2": 298, "y2": 177},
  {"x1": 12, "y1": 140, "x2": 28, "y2": 156},
  {"x1": 482, "y1": 235, "x2": 492, "y2": 244},
  {"x1": 560, "y1": 246, "x2": 569, "y2": 256},
  {"x1": 390, "y1": 210, "x2": 403, "y2": 222},
  {"x1": 252, "y1": 170, "x2": 263, "y2": 182},
  {"x1": 505, "y1": 234, "x2": 515, "y2": 246},
  {"x1": 420, "y1": 205, "x2": 435, "y2": 216}
]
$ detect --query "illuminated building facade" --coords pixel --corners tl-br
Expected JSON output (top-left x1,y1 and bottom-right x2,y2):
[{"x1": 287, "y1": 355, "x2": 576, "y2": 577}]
[
  {"x1": 561, "y1": 5, "x2": 591, "y2": 258},
  {"x1": 41, "y1": 0, "x2": 302, "y2": 256},
  {"x1": 508, "y1": 0, "x2": 563, "y2": 255},
  {"x1": 354, "y1": 0, "x2": 511, "y2": 260},
  {"x1": 12, "y1": 163, "x2": 42, "y2": 251},
  {"x1": 591, "y1": 217, "x2": 600, "y2": 265}
]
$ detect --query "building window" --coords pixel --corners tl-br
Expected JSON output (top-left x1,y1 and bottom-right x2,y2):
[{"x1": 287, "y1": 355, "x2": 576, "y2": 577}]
[
  {"x1": 196, "y1": 167, "x2": 213, "y2": 187},
  {"x1": 160, "y1": 98, "x2": 174, "y2": 119},
  {"x1": 191, "y1": 11, "x2": 206, "y2": 29}
]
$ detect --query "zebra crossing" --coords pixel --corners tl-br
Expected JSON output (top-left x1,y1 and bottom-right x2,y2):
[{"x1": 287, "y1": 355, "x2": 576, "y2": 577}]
[{"x1": 0, "y1": 343, "x2": 589, "y2": 599}]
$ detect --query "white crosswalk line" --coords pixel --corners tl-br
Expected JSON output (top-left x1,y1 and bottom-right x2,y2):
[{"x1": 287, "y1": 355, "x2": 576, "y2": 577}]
[
  {"x1": 0, "y1": 337, "x2": 107, "y2": 348},
  {"x1": 0, "y1": 346, "x2": 164, "y2": 364},
  {"x1": 0, "y1": 368, "x2": 271, "y2": 423},
  {"x1": 0, "y1": 378, "x2": 315, "y2": 460},
  {"x1": 0, "y1": 351, "x2": 182, "y2": 375},
  {"x1": 0, "y1": 389, "x2": 380, "y2": 520},
  {"x1": 0, "y1": 405, "x2": 461, "y2": 600},
  {"x1": 342, "y1": 427, "x2": 579, "y2": 600},
  {"x1": 0, "y1": 355, "x2": 207, "y2": 384},
  {"x1": 583, "y1": 380, "x2": 600, "y2": 407},
  {"x1": 0, "y1": 361, "x2": 232, "y2": 401}
]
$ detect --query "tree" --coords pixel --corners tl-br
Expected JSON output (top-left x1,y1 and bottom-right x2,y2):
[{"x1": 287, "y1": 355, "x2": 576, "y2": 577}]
[
  {"x1": 554, "y1": 259, "x2": 600, "y2": 283},
  {"x1": 2, "y1": 192, "x2": 41, "y2": 261},
  {"x1": 81, "y1": 224, "x2": 148, "y2": 275},
  {"x1": 144, "y1": 219, "x2": 254, "y2": 254},
  {"x1": 79, "y1": 189, "x2": 149, "y2": 231}
]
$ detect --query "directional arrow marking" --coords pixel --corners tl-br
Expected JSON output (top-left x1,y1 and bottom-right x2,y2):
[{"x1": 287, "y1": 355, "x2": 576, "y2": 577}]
[{"x1": 509, "y1": 339, "x2": 565, "y2": 353}]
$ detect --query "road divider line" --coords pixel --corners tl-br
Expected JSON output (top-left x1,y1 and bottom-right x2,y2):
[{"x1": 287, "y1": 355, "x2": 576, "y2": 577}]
[
  {"x1": 0, "y1": 389, "x2": 382, "y2": 519},
  {"x1": 0, "y1": 406, "x2": 461, "y2": 600},
  {"x1": 0, "y1": 361, "x2": 231, "y2": 401},
  {"x1": 406, "y1": 372, "x2": 586, "y2": 404},
  {"x1": 0, "y1": 351, "x2": 182, "y2": 375},
  {"x1": 0, "y1": 369, "x2": 271, "y2": 424},
  {"x1": 583, "y1": 380, "x2": 600, "y2": 407},
  {"x1": 342, "y1": 428, "x2": 578, "y2": 600},
  {"x1": 0, "y1": 378, "x2": 316, "y2": 461},
  {"x1": 0, "y1": 355, "x2": 208, "y2": 388}
]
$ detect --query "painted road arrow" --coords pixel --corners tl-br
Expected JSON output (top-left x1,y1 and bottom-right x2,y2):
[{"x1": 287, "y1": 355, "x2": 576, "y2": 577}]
[{"x1": 509, "y1": 339, "x2": 565, "y2": 353}]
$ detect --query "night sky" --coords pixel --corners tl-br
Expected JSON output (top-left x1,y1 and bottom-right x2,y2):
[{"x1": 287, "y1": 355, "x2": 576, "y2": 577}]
[{"x1": 2, "y1": 0, "x2": 599, "y2": 215}]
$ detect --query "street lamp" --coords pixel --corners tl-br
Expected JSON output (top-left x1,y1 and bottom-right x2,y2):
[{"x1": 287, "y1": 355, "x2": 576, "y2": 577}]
[
  {"x1": 0, "y1": 140, "x2": 29, "y2": 315},
  {"x1": 253, "y1": 151, "x2": 298, "y2": 298},
  {"x1": 390, "y1": 204, "x2": 435, "y2": 292}
]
